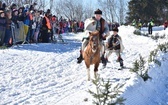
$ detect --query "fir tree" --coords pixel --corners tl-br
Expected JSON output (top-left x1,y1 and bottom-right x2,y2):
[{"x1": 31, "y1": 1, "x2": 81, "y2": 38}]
[
  {"x1": 88, "y1": 76, "x2": 126, "y2": 105},
  {"x1": 126, "y1": 0, "x2": 168, "y2": 24},
  {"x1": 130, "y1": 55, "x2": 151, "y2": 81}
]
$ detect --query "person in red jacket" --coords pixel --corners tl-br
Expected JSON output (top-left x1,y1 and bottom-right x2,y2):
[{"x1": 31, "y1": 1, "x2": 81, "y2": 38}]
[
  {"x1": 41, "y1": 12, "x2": 51, "y2": 43},
  {"x1": 164, "y1": 20, "x2": 168, "y2": 30}
]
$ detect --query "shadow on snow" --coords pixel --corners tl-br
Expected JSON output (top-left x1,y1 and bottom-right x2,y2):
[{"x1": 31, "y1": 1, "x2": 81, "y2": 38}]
[{"x1": 12, "y1": 38, "x2": 81, "y2": 53}]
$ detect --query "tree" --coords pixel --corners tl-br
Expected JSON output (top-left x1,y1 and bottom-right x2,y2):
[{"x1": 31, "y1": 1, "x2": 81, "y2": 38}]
[
  {"x1": 126, "y1": 0, "x2": 168, "y2": 25},
  {"x1": 118, "y1": 0, "x2": 125, "y2": 24},
  {"x1": 83, "y1": 1, "x2": 94, "y2": 20},
  {"x1": 97, "y1": 0, "x2": 127, "y2": 24},
  {"x1": 88, "y1": 76, "x2": 126, "y2": 105},
  {"x1": 53, "y1": 0, "x2": 84, "y2": 21},
  {"x1": 97, "y1": 0, "x2": 115, "y2": 23}
]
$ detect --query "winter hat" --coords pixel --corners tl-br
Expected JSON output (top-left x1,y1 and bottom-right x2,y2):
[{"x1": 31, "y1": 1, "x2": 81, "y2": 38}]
[
  {"x1": 12, "y1": 3, "x2": 17, "y2": 7},
  {"x1": 13, "y1": 9, "x2": 18, "y2": 12},
  {"x1": 24, "y1": 9, "x2": 29, "y2": 13},
  {"x1": 94, "y1": 9, "x2": 102, "y2": 15},
  {"x1": 47, "y1": 9, "x2": 50, "y2": 13},
  {"x1": 0, "y1": 10, "x2": 4, "y2": 14},
  {"x1": 30, "y1": 10, "x2": 34, "y2": 14},
  {"x1": 0, "y1": 10, "x2": 5, "y2": 17},
  {"x1": 2, "y1": 3, "x2": 6, "y2": 9},
  {"x1": 18, "y1": 7, "x2": 23, "y2": 12},
  {"x1": 112, "y1": 28, "x2": 119, "y2": 32},
  {"x1": 33, "y1": 2, "x2": 37, "y2": 5}
]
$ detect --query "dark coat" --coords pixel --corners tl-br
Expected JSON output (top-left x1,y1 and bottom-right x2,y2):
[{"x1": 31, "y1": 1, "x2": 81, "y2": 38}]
[
  {"x1": 108, "y1": 34, "x2": 121, "y2": 50},
  {"x1": 0, "y1": 16, "x2": 6, "y2": 30}
]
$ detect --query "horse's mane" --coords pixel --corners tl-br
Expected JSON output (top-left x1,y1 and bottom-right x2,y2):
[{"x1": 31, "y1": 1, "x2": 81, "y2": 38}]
[{"x1": 90, "y1": 30, "x2": 99, "y2": 36}]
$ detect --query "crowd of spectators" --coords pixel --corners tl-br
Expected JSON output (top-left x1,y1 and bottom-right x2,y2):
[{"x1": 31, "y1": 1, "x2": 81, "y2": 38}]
[
  {"x1": 0, "y1": 1, "x2": 85, "y2": 46},
  {"x1": 0, "y1": 1, "x2": 119, "y2": 47}
]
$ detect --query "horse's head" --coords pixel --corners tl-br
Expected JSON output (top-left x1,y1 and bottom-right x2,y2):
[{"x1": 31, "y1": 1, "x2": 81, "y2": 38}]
[{"x1": 89, "y1": 31, "x2": 100, "y2": 52}]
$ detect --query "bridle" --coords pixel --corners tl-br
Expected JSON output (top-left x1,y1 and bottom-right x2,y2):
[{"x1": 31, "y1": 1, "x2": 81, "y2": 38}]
[{"x1": 89, "y1": 34, "x2": 99, "y2": 53}]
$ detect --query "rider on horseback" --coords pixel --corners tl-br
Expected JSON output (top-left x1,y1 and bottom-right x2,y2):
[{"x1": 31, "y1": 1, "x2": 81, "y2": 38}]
[{"x1": 77, "y1": 9, "x2": 110, "y2": 64}]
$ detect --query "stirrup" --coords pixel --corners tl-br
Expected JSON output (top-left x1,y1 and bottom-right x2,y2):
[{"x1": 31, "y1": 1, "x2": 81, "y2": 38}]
[
  {"x1": 77, "y1": 55, "x2": 83, "y2": 64},
  {"x1": 77, "y1": 58, "x2": 83, "y2": 64}
]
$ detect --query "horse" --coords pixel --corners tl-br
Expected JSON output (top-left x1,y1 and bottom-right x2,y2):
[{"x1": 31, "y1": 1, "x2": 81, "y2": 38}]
[{"x1": 83, "y1": 30, "x2": 101, "y2": 81}]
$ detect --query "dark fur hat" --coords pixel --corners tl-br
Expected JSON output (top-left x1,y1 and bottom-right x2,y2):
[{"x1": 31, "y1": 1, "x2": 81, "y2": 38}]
[
  {"x1": 112, "y1": 28, "x2": 119, "y2": 32},
  {"x1": 94, "y1": 9, "x2": 102, "y2": 15}
]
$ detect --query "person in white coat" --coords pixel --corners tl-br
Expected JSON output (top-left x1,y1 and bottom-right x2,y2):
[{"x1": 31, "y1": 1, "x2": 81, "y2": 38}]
[{"x1": 77, "y1": 9, "x2": 110, "y2": 64}]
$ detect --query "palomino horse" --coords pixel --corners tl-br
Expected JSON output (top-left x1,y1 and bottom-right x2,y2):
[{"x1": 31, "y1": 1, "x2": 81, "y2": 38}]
[{"x1": 83, "y1": 30, "x2": 101, "y2": 81}]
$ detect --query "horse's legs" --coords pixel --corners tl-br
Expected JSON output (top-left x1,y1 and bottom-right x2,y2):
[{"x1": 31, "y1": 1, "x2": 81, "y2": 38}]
[
  {"x1": 87, "y1": 68, "x2": 91, "y2": 81},
  {"x1": 94, "y1": 62, "x2": 99, "y2": 79},
  {"x1": 94, "y1": 71, "x2": 97, "y2": 80}
]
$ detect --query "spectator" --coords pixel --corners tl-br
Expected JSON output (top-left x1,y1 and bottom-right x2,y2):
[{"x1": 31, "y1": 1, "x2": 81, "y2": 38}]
[
  {"x1": 18, "y1": 7, "x2": 24, "y2": 21},
  {"x1": 11, "y1": 9, "x2": 19, "y2": 28},
  {"x1": 41, "y1": 12, "x2": 51, "y2": 43},
  {"x1": 10, "y1": 3, "x2": 17, "y2": 11},
  {"x1": 138, "y1": 19, "x2": 142, "y2": 30},
  {"x1": 23, "y1": 9, "x2": 31, "y2": 42},
  {"x1": 0, "y1": 10, "x2": 6, "y2": 46},
  {"x1": 33, "y1": 10, "x2": 41, "y2": 43},
  {"x1": 164, "y1": 20, "x2": 168, "y2": 30},
  {"x1": 0, "y1": 1, "x2": 2, "y2": 10},
  {"x1": 132, "y1": 19, "x2": 136, "y2": 26},
  {"x1": 30, "y1": 10, "x2": 36, "y2": 42},
  {"x1": 4, "y1": 9, "x2": 12, "y2": 46},
  {"x1": 148, "y1": 17, "x2": 154, "y2": 35}
]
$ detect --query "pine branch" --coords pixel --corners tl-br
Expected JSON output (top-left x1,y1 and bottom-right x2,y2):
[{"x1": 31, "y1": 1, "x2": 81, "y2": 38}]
[{"x1": 88, "y1": 76, "x2": 126, "y2": 105}]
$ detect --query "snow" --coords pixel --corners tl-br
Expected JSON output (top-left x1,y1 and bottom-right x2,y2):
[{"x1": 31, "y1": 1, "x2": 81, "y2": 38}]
[{"x1": 0, "y1": 26, "x2": 168, "y2": 105}]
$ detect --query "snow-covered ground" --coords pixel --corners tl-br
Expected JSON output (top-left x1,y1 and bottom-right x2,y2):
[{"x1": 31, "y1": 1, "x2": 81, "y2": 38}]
[{"x1": 0, "y1": 26, "x2": 168, "y2": 105}]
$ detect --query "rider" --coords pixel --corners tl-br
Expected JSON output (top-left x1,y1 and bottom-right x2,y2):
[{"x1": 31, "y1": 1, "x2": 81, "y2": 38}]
[{"x1": 77, "y1": 9, "x2": 110, "y2": 64}]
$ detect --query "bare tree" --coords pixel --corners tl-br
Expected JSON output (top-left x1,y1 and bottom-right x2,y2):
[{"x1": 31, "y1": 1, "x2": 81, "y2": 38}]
[
  {"x1": 83, "y1": 2, "x2": 94, "y2": 20},
  {"x1": 40, "y1": 0, "x2": 46, "y2": 11},
  {"x1": 97, "y1": 0, "x2": 127, "y2": 24},
  {"x1": 53, "y1": 0, "x2": 62, "y2": 18},
  {"x1": 50, "y1": 0, "x2": 53, "y2": 12},
  {"x1": 75, "y1": 3, "x2": 84, "y2": 21},
  {"x1": 97, "y1": 0, "x2": 117, "y2": 23},
  {"x1": 119, "y1": 0, "x2": 125, "y2": 24},
  {"x1": 53, "y1": 0, "x2": 84, "y2": 21}
]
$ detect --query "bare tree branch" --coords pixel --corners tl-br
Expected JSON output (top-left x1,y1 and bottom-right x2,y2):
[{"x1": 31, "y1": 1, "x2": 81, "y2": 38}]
[{"x1": 53, "y1": 0, "x2": 84, "y2": 21}]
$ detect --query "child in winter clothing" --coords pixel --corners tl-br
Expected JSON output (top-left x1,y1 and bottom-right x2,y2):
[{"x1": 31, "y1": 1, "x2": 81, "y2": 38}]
[{"x1": 103, "y1": 28, "x2": 124, "y2": 68}]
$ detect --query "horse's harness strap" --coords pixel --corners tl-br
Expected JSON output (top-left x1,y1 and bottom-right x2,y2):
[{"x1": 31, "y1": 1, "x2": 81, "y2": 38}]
[
  {"x1": 82, "y1": 37, "x2": 89, "y2": 42},
  {"x1": 90, "y1": 53, "x2": 95, "y2": 64}
]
